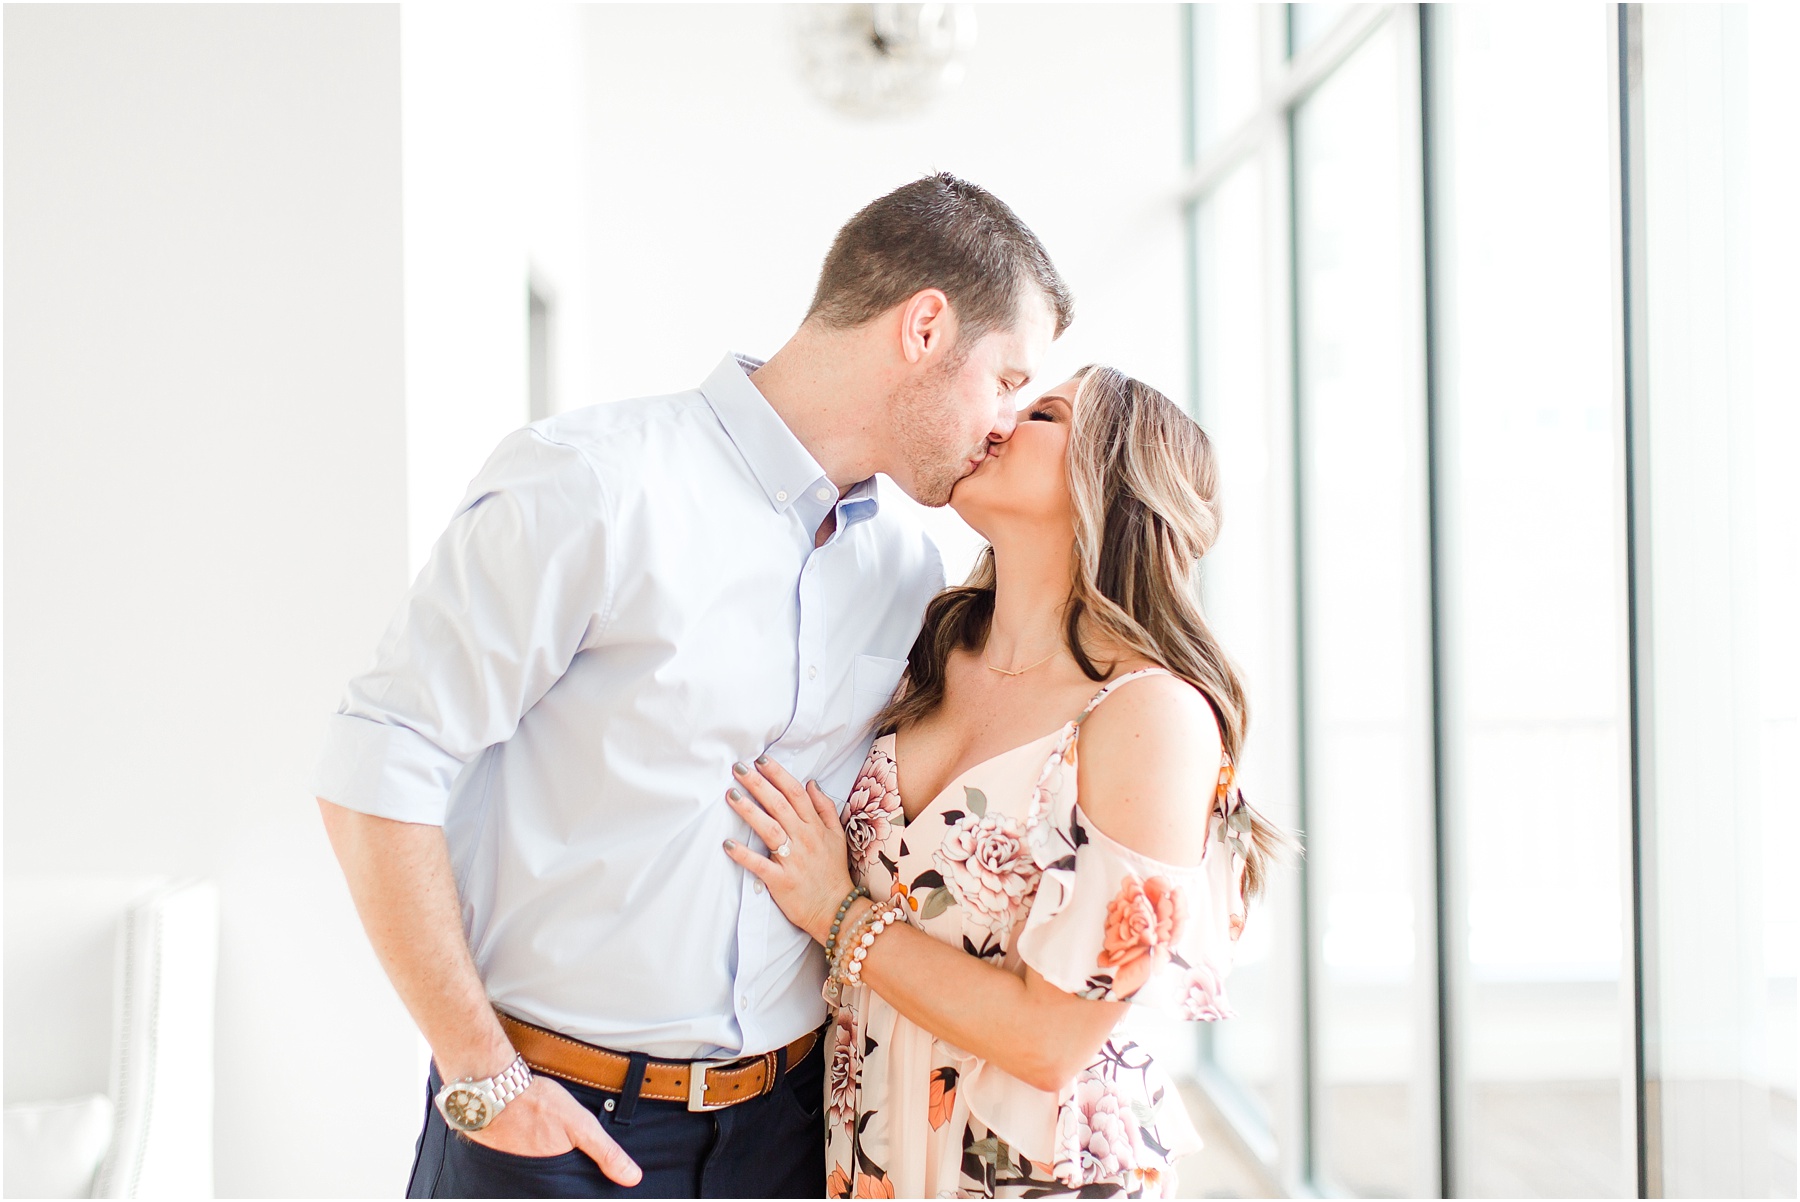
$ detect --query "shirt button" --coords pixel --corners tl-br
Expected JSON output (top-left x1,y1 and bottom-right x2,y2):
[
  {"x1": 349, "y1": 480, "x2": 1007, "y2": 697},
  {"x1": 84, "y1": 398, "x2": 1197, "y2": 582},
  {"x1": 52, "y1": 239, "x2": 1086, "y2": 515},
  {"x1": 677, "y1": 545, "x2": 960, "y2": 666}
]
[
  {"x1": 808, "y1": 665, "x2": 818, "y2": 679},
  {"x1": 753, "y1": 880, "x2": 765, "y2": 894},
  {"x1": 774, "y1": 489, "x2": 787, "y2": 503},
  {"x1": 815, "y1": 486, "x2": 833, "y2": 502},
  {"x1": 739, "y1": 996, "x2": 751, "y2": 1009}
]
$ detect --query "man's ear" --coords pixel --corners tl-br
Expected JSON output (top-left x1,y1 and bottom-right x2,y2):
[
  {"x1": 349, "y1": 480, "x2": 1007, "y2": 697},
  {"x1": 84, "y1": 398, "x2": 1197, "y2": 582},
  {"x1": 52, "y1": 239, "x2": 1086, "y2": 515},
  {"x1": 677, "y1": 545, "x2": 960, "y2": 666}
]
[{"x1": 897, "y1": 289, "x2": 953, "y2": 365}]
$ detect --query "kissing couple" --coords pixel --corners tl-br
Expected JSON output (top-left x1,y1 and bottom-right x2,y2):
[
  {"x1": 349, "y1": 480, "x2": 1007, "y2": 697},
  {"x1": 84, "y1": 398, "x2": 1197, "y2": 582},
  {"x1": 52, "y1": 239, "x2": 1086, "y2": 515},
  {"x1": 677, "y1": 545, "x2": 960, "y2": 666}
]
[{"x1": 315, "y1": 173, "x2": 1289, "y2": 1199}]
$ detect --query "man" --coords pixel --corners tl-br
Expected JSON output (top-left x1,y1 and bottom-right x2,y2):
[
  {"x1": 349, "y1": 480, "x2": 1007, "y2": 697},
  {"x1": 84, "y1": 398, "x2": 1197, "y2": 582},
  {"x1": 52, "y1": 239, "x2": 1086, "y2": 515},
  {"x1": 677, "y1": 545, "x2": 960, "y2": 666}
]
[{"x1": 313, "y1": 173, "x2": 1073, "y2": 1198}]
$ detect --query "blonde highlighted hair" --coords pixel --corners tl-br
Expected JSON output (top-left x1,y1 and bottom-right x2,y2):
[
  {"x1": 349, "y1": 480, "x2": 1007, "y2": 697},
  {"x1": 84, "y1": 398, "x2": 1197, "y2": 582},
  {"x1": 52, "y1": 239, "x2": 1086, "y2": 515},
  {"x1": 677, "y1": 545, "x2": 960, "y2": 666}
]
[{"x1": 874, "y1": 365, "x2": 1294, "y2": 896}]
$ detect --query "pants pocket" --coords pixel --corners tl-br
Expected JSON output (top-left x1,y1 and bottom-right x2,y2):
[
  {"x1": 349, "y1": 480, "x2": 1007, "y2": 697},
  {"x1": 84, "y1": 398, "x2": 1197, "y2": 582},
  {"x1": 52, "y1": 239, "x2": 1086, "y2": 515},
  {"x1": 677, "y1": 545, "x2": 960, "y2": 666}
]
[
  {"x1": 773, "y1": 1047, "x2": 826, "y2": 1125},
  {"x1": 440, "y1": 1133, "x2": 600, "y2": 1197}
]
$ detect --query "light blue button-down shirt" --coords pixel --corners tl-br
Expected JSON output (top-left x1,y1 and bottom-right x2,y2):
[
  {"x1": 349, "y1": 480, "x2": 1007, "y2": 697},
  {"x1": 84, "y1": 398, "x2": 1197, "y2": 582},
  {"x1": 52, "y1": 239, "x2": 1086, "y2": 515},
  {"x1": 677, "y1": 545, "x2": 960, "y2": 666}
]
[{"x1": 313, "y1": 354, "x2": 943, "y2": 1059}]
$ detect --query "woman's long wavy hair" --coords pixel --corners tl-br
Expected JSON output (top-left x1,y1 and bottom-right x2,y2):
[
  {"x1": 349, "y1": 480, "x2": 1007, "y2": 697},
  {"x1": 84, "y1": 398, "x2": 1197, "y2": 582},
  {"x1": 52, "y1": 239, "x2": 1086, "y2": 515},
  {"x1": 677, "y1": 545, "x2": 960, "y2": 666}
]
[{"x1": 873, "y1": 365, "x2": 1294, "y2": 896}]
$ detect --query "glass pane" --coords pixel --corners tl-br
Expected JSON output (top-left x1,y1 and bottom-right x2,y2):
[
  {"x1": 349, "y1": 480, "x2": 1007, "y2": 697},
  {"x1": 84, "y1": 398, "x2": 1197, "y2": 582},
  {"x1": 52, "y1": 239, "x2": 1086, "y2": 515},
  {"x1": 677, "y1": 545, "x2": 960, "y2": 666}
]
[
  {"x1": 1195, "y1": 156, "x2": 1283, "y2": 1130},
  {"x1": 1639, "y1": 7, "x2": 1790, "y2": 1196},
  {"x1": 1293, "y1": 20, "x2": 1435, "y2": 1198},
  {"x1": 1192, "y1": 4, "x2": 1263, "y2": 159},
  {"x1": 1430, "y1": 6, "x2": 1631, "y2": 1196},
  {"x1": 1750, "y1": 9, "x2": 1800, "y2": 1179},
  {"x1": 1290, "y1": 4, "x2": 1352, "y2": 57}
]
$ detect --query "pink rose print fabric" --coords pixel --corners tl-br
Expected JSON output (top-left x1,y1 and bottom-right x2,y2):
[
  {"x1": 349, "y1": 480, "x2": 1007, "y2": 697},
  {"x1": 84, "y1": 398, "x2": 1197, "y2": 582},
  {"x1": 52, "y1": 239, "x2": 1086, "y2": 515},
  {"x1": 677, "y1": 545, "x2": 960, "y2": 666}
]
[
  {"x1": 1053, "y1": 1072, "x2": 1147, "y2": 1186},
  {"x1": 844, "y1": 743, "x2": 902, "y2": 876},
  {"x1": 825, "y1": 668, "x2": 1254, "y2": 1200},
  {"x1": 827, "y1": 1009, "x2": 862, "y2": 1135},
  {"x1": 934, "y1": 810, "x2": 1040, "y2": 931}
]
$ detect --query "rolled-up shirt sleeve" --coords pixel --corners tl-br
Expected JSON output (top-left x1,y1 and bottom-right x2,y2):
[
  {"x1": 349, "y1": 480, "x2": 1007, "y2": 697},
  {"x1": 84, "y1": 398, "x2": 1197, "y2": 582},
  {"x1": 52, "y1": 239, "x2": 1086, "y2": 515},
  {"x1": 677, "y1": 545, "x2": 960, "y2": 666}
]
[{"x1": 312, "y1": 428, "x2": 612, "y2": 824}]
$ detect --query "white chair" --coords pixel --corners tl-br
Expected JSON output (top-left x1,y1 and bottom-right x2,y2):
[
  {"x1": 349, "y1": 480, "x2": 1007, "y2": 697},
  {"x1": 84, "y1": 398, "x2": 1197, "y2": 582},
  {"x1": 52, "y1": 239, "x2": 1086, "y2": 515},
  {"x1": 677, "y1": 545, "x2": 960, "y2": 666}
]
[{"x1": 5, "y1": 877, "x2": 218, "y2": 1198}]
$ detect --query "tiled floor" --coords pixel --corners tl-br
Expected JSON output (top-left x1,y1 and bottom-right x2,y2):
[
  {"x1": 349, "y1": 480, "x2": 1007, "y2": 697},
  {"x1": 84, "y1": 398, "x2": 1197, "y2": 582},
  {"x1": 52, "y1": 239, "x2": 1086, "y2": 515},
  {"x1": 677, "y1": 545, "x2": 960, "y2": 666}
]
[
  {"x1": 1173, "y1": 1080, "x2": 1280, "y2": 1199},
  {"x1": 1774, "y1": 1089, "x2": 1797, "y2": 1198},
  {"x1": 1322, "y1": 1081, "x2": 1624, "y2": 1196},
  {"x1": 1171, "y1": 1077, "x2": 1797, "y2": 1198},
  {"x1": 1459, "y1": 1083, "x2": 1624, "y2": 1197}
]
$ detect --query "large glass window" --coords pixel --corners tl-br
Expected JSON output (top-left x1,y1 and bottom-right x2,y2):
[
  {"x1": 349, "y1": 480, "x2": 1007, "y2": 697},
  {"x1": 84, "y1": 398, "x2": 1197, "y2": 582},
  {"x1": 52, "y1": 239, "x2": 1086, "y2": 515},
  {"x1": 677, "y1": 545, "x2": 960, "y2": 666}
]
[
  {"x1": 1189, "y1": 4, "x2": 1263, "y2": 161},
  {"x1": 1635, "y1": 7, "x2": 1789, "y2": 1197},
  {"x1": 1195, "y1": 155, "x2": 1285, "y2": 1130},
  {"x1": 1427, "y1": 7, "x2": 1632, "y2": 1197},
  {"x1": 1181, "y1": 5, "x2": 1780, "y2": 1196},
  {"x1": 1292, "y1": 18, "x2": 1436, "y2": 1197}
]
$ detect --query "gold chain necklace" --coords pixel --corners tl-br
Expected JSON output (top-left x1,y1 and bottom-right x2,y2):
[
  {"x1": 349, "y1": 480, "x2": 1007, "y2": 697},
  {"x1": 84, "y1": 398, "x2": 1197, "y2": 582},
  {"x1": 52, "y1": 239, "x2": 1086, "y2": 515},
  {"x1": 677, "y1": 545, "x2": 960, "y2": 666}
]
[{"x1": 985, "y1": 647, "x2": 1060, "y2": 677}]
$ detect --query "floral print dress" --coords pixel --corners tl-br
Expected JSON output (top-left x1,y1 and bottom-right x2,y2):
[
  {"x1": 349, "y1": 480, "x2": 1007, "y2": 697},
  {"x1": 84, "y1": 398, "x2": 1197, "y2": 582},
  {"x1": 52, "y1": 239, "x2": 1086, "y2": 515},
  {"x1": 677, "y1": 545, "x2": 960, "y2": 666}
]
[{"x1": 825, "y1": 668, "x2": 1252, "y2": 1199}]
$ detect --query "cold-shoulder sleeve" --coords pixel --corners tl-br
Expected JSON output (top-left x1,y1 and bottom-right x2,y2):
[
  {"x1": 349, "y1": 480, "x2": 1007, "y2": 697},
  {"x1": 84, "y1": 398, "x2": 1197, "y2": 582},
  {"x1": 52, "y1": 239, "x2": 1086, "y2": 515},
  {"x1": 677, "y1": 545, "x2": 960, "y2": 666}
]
[{"x1": 1016, "y1": 727, "x2": 1246, "y2": 1019}]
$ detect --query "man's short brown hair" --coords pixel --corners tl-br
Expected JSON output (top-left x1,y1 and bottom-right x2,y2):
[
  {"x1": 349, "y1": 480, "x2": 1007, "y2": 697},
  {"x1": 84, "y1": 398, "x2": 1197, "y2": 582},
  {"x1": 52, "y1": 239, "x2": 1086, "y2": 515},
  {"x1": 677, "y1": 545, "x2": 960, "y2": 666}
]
[{"x1": 805, "y1": 173, "x2": 1074, "y2": 346}]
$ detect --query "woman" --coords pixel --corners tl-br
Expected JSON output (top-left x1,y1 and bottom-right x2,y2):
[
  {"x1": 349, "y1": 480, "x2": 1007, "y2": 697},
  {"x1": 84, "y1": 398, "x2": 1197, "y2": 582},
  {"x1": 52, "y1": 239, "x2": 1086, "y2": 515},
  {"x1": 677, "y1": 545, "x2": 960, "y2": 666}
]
[{"x1": 722, "y1": 366, "x2": 1289, "y2": 1198}]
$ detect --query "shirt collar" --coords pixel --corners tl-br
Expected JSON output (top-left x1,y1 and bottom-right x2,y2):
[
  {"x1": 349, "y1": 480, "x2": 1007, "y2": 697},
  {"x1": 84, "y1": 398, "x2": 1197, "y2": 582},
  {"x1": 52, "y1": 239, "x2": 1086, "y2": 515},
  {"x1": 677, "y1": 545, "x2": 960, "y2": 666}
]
[
  {"x1": 700, "y1": 353, "x2": 881, "y2": 521},
  {"x1": 837, "y1": 476, "x2": 881, "y2": 529}
]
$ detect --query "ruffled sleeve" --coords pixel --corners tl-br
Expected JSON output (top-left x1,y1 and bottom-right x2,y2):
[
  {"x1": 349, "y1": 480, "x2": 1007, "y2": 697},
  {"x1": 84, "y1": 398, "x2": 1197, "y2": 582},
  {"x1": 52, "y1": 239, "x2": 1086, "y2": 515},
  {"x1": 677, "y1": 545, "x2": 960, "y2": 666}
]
[{"x1": 1016, "y1": 726, "x2": 1245, "y2": 1020}]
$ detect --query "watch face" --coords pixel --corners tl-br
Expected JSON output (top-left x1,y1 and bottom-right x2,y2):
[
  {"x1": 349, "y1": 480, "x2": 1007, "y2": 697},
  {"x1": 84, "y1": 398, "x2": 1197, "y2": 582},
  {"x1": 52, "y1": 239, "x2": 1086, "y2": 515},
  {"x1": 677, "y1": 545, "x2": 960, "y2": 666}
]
[{"x1": 442, "y1": 1086, "x2": 492, "y2": 1131}]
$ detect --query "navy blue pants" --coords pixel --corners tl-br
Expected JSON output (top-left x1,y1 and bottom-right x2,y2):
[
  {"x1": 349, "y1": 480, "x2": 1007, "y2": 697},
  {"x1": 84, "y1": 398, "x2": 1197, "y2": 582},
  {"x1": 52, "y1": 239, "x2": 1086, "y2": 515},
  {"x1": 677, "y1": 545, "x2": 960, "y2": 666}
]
[{"x1": 406, "y1": 1040, "x2": 826, "y2": 1198}]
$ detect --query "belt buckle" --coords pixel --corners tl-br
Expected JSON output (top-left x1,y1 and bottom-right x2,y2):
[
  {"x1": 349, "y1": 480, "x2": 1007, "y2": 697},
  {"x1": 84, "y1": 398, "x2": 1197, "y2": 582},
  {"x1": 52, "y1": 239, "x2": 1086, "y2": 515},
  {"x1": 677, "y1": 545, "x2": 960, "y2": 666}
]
[{"x1": 687, "y1": 1060, "x2": 731, "y2": 1112}]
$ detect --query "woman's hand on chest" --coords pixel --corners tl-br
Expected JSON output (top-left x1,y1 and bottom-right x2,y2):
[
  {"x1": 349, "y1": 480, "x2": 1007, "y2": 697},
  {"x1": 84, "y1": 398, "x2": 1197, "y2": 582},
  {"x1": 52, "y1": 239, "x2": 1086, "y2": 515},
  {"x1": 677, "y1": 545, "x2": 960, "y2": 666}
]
[{"x1": 721, "y1": 755, "x2": 858, "y2": 944}]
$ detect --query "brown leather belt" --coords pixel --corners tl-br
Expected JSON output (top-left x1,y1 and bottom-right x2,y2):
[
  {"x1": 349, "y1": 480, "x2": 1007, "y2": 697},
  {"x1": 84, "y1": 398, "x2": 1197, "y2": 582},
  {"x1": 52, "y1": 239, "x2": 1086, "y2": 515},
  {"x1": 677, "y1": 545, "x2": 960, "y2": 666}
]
[{"x1": 497, "y1": 1010, "x2": 822, "y2": 1113}]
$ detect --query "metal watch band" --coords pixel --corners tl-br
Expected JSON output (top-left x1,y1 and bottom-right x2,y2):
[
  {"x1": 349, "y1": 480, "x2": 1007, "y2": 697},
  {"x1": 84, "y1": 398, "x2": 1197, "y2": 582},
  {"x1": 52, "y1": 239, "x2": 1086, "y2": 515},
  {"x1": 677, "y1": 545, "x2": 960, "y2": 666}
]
[{"x1": 489, "y1": 1053, "x2": 533, "y2": 1106}]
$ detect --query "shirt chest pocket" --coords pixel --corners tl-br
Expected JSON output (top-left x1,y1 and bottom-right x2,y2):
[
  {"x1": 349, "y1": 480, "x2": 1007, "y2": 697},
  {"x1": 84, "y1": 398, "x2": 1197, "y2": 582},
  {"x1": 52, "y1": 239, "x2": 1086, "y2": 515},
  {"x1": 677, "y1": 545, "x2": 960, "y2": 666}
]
[{"x1": 849, "y1": 653, "x2": 907, "y2": 737}]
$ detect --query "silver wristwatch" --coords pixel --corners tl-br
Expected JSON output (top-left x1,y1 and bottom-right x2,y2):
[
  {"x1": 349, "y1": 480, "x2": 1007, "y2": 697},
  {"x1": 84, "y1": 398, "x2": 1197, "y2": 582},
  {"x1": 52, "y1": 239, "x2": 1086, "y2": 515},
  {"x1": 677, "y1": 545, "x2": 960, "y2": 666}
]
[{"x1": 434, "y1": 1054, "x2": 533, "y2": 1133}]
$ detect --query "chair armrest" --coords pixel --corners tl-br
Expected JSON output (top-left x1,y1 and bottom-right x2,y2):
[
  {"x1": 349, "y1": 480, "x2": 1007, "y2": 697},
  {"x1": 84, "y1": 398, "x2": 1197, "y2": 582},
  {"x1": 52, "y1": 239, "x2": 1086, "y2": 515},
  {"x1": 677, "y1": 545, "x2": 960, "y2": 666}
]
[{"x1": 92, "y1": 880, "x2": 219, "y2": 1200}]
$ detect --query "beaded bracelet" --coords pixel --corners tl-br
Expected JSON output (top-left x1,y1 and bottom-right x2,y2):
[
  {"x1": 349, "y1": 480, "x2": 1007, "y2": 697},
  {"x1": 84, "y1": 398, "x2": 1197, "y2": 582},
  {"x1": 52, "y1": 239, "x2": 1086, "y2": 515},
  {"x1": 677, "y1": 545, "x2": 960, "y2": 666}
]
[
  {"x1": 823, "y1": 885, "x2": 870, "y2": 967},
  {"x1": 826, "y1": 906, "x2": 872, "y2": 996},
  {"x1": 820, "y1": 885, "x2": 870, "y2": 1005},
  {"x1": 838, "y1": 899, "x2": 906, "y2": 990}
]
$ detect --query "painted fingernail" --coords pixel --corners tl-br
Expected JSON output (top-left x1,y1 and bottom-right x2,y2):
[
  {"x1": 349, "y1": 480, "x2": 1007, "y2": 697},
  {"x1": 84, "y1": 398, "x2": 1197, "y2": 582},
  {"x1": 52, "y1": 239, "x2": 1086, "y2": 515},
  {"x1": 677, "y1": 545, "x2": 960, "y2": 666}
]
[
  {"x1": 733, "y1": 761, "x2": 749, "y2": 775},
  {"x1": 755, "y1": 754, "x2": 769, "y2": 766},
  {"x1": 722, "y1": 838, "x2": 737, "y2": 851},
  {"x1": 727, "y1": 787, "x2": 744, "y2": 801}
]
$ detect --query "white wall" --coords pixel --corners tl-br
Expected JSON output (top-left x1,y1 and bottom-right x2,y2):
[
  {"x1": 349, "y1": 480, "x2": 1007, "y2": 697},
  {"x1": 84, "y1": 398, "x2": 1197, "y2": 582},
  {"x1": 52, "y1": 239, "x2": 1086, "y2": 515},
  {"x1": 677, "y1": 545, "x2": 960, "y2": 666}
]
[
  {"x1": 583, "y1": 3, "x2": 1186, "y2": 575},
  {"x1": 3, "y1": 7, "x2": 418, "y2": 1195},
  {"x1": 401, "y1": 1, "x2": 591, "y2": 573}
]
